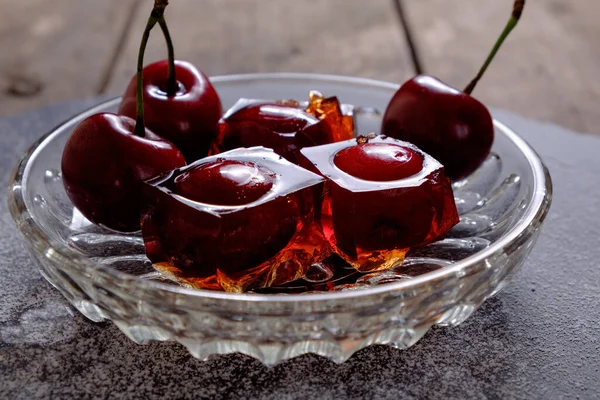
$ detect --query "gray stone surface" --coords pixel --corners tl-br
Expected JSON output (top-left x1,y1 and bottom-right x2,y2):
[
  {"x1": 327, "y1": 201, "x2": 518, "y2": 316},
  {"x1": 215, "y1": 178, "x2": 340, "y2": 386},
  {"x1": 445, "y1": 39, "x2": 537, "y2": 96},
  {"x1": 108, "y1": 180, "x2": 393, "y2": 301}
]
[{"x1": 0, "y1": 101, "x2": 599, "y2": 399}]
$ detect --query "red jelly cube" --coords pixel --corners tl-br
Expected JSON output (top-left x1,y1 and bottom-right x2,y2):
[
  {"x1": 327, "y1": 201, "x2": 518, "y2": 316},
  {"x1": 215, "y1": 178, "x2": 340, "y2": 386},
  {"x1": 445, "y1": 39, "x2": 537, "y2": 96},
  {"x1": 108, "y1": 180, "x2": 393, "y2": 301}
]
[
  {"x1": 210, "y1": 94, "x2": 354, "y2": 164},
  {"x1": 301, "y1": 136, "x2": 459, "y2": 273},
  {"x1": 141, "y1": 147, "x2": 328, "y2": 292}
]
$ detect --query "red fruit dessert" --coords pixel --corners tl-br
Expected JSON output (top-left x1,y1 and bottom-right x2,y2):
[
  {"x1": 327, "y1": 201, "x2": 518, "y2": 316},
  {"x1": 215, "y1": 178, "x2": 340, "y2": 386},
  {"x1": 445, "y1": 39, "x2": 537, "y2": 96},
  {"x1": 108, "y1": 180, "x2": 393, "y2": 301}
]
[
  {"x1": 141, "y1": 147, "x2": 329, "y2": 292},
  {"x1": 210, "y1": 92, "x2": 354, "y2": 164},
  {"x1": 301, "y1": 135, "x2": 459, "y2": 272}
]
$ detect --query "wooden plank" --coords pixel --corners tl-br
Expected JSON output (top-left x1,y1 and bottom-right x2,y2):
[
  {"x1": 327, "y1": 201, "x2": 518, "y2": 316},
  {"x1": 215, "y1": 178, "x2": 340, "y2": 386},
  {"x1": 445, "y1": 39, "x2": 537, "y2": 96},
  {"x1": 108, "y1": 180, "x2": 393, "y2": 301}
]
[
  {"x1": 402, "y1": 0, "x2": 600, "y2": 134},
  {"x1": 0, "y1": 0, "x2": 138, "y2": 117},
  {"x1": 105, "y1": 0, "x2": 414, "y2": 94}
]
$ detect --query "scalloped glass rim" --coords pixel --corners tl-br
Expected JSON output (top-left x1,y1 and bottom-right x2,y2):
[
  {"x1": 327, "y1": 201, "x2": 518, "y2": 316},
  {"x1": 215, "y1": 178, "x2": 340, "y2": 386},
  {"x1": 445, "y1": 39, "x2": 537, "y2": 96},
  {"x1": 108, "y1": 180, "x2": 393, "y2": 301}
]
[{"x1": 8, "y1": 73, "x2": 552, "y2": 307}]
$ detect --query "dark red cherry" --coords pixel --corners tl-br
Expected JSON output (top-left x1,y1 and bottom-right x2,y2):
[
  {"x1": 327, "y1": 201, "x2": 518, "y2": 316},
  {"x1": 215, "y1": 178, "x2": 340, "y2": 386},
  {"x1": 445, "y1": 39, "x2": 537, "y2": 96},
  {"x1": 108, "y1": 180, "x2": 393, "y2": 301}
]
[
  {"x1": 119, "y1": 60, "x2": 223, "y2": 163},
  {"x1": 334, "y1": 142, "x2": 424, "y2": 182},
  {"x1": 174, "y1": 160, "x2": 276, "y2": 206},
  {"x1": 381, "y1": 1, "x2": 526, "y2": 180},
  {"x1": 381, "y1": 75, "x2": 493, "y2": 180},
  {"x1": 61, "y1": 113, "x2": 186, "y2": 232},
  {"x1": 213, "y1": 103, "x2": 332, "y2": 164}
]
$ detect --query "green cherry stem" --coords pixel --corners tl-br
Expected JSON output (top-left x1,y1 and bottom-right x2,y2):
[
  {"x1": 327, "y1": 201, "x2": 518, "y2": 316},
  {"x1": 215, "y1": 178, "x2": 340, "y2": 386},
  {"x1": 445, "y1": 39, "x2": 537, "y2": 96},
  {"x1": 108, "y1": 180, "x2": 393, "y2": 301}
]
[
  {"x1": 464, "y1": 0, "x2": 525, "y2": 95},
  {"x1": 134, "y1": 0, "x2": 169, "y2": 137},
  {"x1": 158, "y1": 15, "x2": 178, "y2": 96}
]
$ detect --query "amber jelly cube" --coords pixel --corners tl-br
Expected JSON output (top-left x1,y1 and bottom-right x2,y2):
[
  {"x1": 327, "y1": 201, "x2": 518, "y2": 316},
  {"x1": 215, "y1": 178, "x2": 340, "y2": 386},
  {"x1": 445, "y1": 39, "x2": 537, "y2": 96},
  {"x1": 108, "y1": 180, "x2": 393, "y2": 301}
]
[
  {"x1": 141, "y1": 147, "x2": 328, "y2": 292},
  {"x1": 301, "y1": 136, "x2": 459, "y2": 273},
  {"x1": 210, "y1": 94, "x2": 354, "y2": 164}
]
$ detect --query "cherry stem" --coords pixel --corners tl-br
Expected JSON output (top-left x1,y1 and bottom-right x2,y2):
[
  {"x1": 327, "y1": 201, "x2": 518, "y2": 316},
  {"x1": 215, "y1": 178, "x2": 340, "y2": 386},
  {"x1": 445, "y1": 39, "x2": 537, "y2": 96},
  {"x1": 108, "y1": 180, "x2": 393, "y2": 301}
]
[
  {"x1": 158, "y1": 15, "x2": 178, "y2": 96},
  {"x1": 134, "y1": 1, "x2": 169, "y2": 137},
  {"x1": 464, "y1": 0, "x2": 525, "y2": 95}
]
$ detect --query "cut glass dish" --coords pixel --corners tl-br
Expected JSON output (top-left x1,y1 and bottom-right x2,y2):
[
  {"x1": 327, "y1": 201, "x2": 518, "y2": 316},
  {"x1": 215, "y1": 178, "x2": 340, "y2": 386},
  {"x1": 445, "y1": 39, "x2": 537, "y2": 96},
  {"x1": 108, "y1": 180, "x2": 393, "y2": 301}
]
[{"x1": 8, "y1": 74, "x2": 552, "y2": 365}]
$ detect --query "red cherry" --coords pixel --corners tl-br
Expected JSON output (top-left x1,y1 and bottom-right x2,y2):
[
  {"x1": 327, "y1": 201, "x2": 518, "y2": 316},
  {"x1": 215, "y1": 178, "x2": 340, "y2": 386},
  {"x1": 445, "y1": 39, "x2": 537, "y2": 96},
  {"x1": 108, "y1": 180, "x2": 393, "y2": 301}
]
[
  {"x1": 334, "y1": 142, "x2": 424, "y2": 182},
  {"x1": 214, "y1": 103, "x2": 332, "y2": 164},
  {"x1": 381, "y1": 76, "x2": 493, "y2": 180},
  {"x1": 61, "y1": 113, "x2": 186, "y2": 232},
  {"x1": 119, "y1": 60, "x2": 222, "y2": 163},
  {"x1": 174, "y1": 160, "x2": 276, "y2": 206},
  {"x1": 381, "y1": 1, "x2": 527, "y2": 180}
]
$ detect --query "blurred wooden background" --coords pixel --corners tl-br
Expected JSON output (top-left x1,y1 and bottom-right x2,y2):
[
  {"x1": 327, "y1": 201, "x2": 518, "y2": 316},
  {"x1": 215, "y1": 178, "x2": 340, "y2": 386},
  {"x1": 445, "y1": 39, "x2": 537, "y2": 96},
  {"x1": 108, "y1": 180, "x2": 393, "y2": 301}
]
[{"x1": 1, "y1": 0, "x2": 598, "y2": 134}]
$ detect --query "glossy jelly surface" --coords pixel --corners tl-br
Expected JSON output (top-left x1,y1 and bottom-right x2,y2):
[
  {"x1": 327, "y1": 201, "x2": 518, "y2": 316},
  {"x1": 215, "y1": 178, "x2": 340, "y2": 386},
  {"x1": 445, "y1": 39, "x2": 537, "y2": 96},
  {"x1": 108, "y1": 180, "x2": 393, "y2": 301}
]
[
  {"x1": 141, "y1": 147, "x2": 328, "y2": 292},
  {"x1": 174, "y1": 160, "x2": 276, "y2": 206},
  {"x1": 210, "y1": 93, "x2": 354, "y2": 164},
  {"x1": 334, "y1": 142, "x2": 424, "y2": 182},
  {"x1": 301, "y1": 136, "x2": 459, "y2": 273}
]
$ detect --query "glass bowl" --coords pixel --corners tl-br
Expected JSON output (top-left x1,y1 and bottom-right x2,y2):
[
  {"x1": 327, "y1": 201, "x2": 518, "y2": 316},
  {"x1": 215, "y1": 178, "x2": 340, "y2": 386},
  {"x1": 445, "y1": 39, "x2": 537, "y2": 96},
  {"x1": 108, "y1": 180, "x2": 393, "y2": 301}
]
[{"x1": 8, "y1": 74, "x2": 552, "y2": 365}]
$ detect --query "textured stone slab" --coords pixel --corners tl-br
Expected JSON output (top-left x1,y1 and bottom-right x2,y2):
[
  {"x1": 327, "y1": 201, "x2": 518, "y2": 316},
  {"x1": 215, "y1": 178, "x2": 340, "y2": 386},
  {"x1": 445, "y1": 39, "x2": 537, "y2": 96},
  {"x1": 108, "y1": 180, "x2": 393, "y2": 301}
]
[
  {"x1": 1, "y1": 100, "x2": 599, "y2": 399},
  {"x1": 403, "y1": 0, "x2": 600, "y2": 134}
]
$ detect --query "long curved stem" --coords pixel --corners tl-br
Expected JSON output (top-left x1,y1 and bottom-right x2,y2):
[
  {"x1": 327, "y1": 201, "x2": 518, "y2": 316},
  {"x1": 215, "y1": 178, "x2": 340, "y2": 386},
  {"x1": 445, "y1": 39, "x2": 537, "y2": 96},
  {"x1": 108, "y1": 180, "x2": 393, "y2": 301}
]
[
  {"x1": 158, "y1": 15, "x2": 178, "y2": 96},
  {"x1": 464, "y1": 0, "x2": 525, "y2": 95},
  {"x1": 134, "y1": 15, "x2": 158, "y2": 137},
  {"x1": 133, "y1": 0, "x2": 170, "y2": 137}
]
